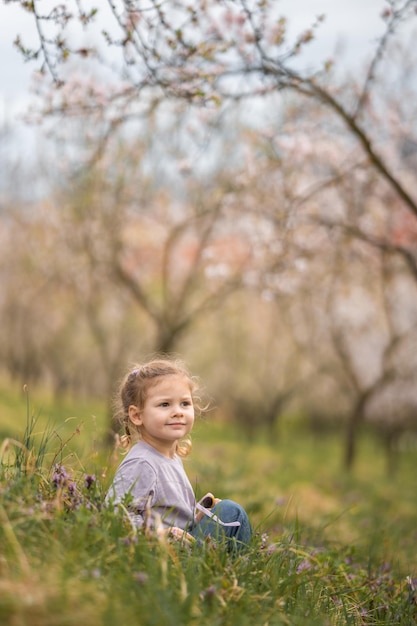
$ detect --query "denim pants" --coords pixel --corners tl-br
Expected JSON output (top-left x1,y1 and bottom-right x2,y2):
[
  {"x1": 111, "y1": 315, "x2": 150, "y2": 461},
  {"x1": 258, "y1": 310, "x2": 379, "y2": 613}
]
[{"x1": 190, "y1": 499, "x2": 252, "y2": 550}]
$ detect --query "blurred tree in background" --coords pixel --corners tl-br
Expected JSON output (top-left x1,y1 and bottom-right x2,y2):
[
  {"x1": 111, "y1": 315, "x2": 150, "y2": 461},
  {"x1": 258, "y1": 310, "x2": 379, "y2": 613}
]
[{"x1": 1, "y1": 0, "x2": 417, "y2": 470}]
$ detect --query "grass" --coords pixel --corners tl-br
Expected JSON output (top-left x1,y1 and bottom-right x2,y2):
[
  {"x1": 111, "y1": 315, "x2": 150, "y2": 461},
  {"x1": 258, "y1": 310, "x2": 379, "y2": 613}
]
[{"x1": 0, "y1": 383, "x2": 416, "y2": 625}]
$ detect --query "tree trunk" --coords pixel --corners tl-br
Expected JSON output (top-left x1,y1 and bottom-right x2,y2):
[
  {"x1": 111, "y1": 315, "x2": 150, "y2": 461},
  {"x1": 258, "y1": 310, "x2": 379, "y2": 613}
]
[{"x1": 344, "y1": 397, "x2": 367, "y2": 470}]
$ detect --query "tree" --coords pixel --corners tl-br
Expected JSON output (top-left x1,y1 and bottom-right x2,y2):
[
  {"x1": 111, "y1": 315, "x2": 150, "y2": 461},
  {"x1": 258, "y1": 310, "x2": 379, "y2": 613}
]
[
  {"x1": 57, "y1": 125, "x2": 256, "y2": 353},
  {"x1": 213, "y1": 88, "x2": 417, "y2": 468},
  {"x1": 8, "y1": 0, "x2": 417, "y2": 216}
]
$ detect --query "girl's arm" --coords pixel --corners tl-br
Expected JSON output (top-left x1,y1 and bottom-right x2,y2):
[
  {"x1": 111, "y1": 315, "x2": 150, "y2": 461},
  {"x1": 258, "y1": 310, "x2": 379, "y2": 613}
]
[{"x1": 106, "y1": 458, "x2": 157, "y2": 529}]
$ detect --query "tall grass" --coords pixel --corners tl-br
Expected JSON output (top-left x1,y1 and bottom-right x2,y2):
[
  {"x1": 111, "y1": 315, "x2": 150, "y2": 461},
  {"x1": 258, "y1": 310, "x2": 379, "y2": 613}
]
[{"x1": 0, "y1": 389, "x2": 416, "y2": 625}]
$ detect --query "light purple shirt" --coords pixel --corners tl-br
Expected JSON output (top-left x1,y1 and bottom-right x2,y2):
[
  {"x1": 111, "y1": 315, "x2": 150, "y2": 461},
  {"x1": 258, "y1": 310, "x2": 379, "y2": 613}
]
[{"x1": 105, "y1": 441, "x2": 196, "y2": 530}]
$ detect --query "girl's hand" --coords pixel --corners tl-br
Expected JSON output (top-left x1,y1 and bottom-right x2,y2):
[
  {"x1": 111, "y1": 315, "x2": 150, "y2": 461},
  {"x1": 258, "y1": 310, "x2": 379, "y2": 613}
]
[{"x1": 166, "y1": 527, "x2": 195, "y2": 545}]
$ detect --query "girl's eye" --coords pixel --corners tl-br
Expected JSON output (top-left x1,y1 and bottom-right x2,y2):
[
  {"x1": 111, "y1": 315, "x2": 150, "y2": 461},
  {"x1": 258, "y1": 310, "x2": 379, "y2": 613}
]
[
  {"x1": 160, "y1": 402, "x2": 169, "y2": 407},
  {"x1": 182, "y1": 401, "x2": 192, "y2": 406}
]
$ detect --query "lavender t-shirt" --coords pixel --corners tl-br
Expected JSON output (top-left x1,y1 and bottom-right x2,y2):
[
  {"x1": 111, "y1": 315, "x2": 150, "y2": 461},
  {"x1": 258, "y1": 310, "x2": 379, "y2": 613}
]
[{"x1": 106, "y1": 441, "x2": 196, "y2": 530}]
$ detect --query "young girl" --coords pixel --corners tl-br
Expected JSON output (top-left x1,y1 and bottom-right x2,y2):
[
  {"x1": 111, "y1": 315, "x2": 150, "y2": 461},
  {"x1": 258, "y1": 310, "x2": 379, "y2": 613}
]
[{"x1": 105, "y1": 357, "x2": 251, "y2": 550}]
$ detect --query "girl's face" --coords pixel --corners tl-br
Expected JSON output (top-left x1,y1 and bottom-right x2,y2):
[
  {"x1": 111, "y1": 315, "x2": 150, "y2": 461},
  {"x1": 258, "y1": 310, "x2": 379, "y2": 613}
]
[{"x1": 129, "y1": 374, "x2": 194, "y2": 457}]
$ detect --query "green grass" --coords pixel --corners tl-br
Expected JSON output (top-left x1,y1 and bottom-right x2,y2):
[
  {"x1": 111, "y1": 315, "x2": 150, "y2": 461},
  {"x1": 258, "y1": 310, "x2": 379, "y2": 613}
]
[{"x1": 0, "y1": 384, "x2": 416, "y2": 625}]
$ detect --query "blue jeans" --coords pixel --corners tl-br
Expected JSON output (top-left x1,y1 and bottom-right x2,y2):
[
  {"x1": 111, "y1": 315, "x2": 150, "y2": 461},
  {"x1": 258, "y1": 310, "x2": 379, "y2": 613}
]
[{"x1": 190, "y1": 499, "x2": 252, "y2": 551}]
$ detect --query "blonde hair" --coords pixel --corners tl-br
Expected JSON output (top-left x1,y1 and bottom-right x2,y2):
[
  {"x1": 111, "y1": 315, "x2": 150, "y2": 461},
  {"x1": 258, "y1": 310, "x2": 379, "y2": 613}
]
[{"x1": 114, "y1": 357, "x2": 199, "y2": 457}]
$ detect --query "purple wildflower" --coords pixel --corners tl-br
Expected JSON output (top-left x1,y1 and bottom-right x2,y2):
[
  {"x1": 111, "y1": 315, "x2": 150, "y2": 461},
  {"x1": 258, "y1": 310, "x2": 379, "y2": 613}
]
[
  {"x1": 84, "y1": 474, "x2": 96, "y2": 489},
  {"x1": 266, "y1": 543, "x2": 277, "y2": 556},
  {"x1": 201, "y1": 585, "x2": 217, "y2": 601},
  {"x1": 52, "y1": 464, "x2": 71, "y2": 489},
  {"x1": 134, "y1": 572, "x2": 148, "y2": 585},
  {"x1": 296, "y1": 559, "x2": 313, "y2": 574},
  {"x1": 275, "y1": 496, "x2": 286, "y2": 506}
]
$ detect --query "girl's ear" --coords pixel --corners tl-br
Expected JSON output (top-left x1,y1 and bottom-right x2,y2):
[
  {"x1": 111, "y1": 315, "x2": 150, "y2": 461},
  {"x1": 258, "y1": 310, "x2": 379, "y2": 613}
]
[{"x1": 129, "y1": 405, "x2": 142, "y2": 426}]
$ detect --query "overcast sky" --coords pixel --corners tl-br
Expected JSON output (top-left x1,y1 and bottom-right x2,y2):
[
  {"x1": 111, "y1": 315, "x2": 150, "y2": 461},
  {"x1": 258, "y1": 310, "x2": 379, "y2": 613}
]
[{"x1": 0, "y1": 0, "x2": 392, "y2": 125}]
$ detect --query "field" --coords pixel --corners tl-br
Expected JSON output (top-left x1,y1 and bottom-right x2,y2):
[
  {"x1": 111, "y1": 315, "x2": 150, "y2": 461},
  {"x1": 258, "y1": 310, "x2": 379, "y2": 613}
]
[{"x1": 0, "y1": 384, "x2": 416, "y2": 625}]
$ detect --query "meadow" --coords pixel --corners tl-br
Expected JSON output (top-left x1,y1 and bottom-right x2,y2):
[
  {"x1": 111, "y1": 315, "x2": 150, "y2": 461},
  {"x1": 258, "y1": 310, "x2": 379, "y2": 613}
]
[{"x1": 0, "y1": 383, "x2": 416, "y2": 625}]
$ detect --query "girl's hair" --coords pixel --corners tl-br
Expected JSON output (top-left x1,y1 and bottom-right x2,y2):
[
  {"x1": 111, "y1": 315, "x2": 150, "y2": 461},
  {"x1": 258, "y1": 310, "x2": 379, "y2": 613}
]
[{"x1": 114, "y1": 357, "x2": 199, "y2": 457}]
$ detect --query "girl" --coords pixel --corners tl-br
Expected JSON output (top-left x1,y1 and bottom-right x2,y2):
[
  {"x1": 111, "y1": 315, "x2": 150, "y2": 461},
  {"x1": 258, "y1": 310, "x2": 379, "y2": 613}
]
[{"x1": 105, "y1": 357, "x2": 251, "y2": 550}]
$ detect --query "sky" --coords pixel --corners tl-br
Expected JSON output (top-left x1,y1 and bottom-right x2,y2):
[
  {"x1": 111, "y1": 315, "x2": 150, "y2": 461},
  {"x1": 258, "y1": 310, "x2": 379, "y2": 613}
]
[{"x1": 0, "y1": 0, "x2": 392, "y2": 128}]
